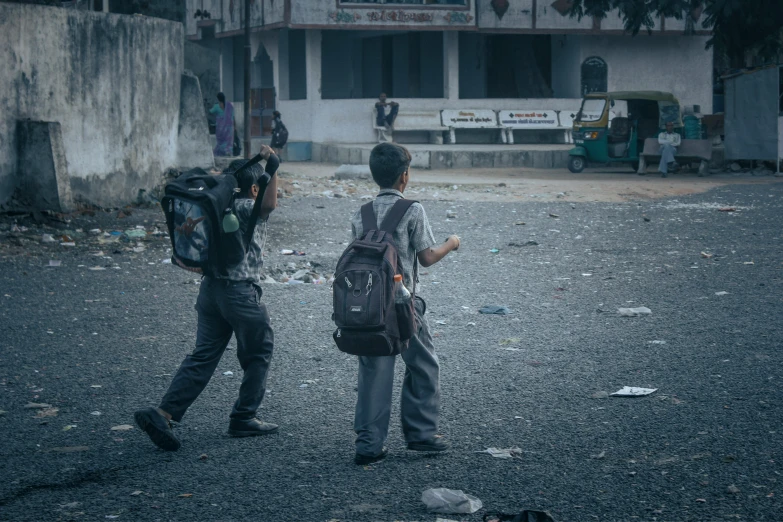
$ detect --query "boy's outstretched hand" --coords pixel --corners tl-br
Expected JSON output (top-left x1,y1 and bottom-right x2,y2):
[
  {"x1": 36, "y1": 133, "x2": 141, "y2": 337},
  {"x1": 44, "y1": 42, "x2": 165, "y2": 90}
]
[
  {"x1": 418, "y1": 235, "x2": 461, "y2": 267},
  {"x1": 446, "y1": 234, "x2": 460, "y2": 251}
]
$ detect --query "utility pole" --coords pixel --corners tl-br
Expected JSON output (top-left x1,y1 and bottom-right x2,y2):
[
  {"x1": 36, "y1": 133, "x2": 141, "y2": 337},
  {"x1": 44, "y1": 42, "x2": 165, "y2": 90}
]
[{"x1": 243, "y1": 0, "x2": 251, "y2": 159}]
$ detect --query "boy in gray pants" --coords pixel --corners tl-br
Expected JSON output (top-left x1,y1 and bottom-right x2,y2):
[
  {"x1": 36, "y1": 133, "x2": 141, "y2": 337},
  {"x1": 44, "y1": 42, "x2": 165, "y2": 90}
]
[{"x1": 349, "y1": 142, "x2": 460, "y2": 465}]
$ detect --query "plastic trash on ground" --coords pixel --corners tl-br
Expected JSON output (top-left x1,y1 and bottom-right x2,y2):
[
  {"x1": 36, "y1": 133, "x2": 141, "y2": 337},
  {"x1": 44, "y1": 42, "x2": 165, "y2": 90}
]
[
  {"x1": 477, "y1": 446, "x2": 523, "y2": 459},
  {"x1": 617, "y1": 307, "x2": 651, "y2": 317},
  {"x1": 479, "y1": 305, "x2": 512, "y2": 315},
  {"x1": 421, "y1": 488, "x2": 483, "y2": 514},
  {"x1": 611, "y1": 386, "x2": 657, "y2": 397}
]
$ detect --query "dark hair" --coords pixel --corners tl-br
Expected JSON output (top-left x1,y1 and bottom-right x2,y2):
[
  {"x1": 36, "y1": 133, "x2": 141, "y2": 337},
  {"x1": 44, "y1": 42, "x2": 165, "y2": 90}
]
[
  {"x1": 272, "y1": 110, "x2": 281, "y2": 118},
  {"x1": 369, "y1": 143, "x2": 411, "y2": 188},
  {"x1": 224, "y1": 159, "x2": 262, "y2": 196},
  {"x1": 217, "y1": 92, "x2": 225, "y2": 104}
]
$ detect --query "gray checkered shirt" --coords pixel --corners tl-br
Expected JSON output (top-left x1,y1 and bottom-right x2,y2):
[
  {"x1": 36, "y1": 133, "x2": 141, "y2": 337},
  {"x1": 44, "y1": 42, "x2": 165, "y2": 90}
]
[
  {"x1": 217, "y1": 198, "x2": 267, "y2": 284},
  {"x1": 350, "y1": 189, "x2": 436, "y2": 292}
]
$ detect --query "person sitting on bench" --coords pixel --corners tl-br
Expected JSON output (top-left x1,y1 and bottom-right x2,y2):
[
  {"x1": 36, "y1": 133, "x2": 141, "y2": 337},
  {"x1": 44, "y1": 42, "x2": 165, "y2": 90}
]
[
  {"x1": 658, "y1": 121, "x2": 681, "y2": 178},
  {"x1": 375, "y1": 93, "x2": 399, "y2": 130}
]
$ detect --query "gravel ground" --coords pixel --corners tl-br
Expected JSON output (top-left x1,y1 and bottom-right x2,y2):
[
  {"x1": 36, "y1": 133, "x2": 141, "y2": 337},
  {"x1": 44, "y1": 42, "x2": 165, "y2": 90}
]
[{"x1": 0, "y1": 179, "x2": 781, "y2": 522}]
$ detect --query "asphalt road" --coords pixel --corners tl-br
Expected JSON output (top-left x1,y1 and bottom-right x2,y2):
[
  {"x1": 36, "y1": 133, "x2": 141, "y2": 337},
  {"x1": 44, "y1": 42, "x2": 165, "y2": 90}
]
[{"x1": 0, "y1": 181, "x2": 781, "y2": 522}]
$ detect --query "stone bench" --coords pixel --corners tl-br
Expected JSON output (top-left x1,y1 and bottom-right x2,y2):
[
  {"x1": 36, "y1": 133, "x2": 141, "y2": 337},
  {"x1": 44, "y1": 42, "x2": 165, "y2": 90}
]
[
  {"x1": 373, "y1": 108, "x2": 448, "y2": 144},
  {"x1": 499, "y1": 109, "x2": 568, "y2": 144},
  {"x1": 638, "y1": 137, "x2": 713, "y2": 176},
  {"x1": 440, "y1": 109, "x2": 505, "y2": 144}
]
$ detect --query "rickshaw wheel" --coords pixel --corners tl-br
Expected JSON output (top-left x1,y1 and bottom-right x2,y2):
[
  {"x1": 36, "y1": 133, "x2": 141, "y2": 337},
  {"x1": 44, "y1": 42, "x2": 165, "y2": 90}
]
[{"x1": 568, "y1": 156, "x2": 586, "y2": 173}]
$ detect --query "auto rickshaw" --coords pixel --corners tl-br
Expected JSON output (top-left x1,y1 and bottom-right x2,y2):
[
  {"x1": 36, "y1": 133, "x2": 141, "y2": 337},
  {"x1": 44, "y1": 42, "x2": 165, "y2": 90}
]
[{"x1": 567, "y1": 91, "x2": 683, "y2": 173}]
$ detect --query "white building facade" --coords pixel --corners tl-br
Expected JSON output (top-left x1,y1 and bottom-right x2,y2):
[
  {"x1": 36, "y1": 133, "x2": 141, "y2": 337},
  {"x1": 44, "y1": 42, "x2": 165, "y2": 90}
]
[{"x1": 185, "y1": 0, "x2": 713, "y2": 148}]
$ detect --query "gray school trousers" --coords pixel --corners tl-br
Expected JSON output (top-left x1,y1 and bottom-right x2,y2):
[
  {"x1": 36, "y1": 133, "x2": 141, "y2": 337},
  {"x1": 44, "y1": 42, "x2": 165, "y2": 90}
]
[
  {"x1": 354, "y1": 297, "x2": 441, "y2": 456},
  {"x1": 159, "y1": 277, "x2": 274, "y2": 423}
]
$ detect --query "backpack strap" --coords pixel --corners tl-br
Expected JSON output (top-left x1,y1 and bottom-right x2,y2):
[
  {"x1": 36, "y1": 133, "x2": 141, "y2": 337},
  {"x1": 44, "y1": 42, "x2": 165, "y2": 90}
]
[
  {"x1": 380, "y1": 199, "x2": 417, "y2": 233},
  {"x1": 360, "y1": 202, "x2": 377, "y2": 233}
]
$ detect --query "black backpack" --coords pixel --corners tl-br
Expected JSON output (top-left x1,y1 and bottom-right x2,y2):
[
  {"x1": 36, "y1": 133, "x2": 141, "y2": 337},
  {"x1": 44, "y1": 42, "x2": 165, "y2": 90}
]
[
  {"x1": 271, "y1": 121, "x2": 288, "y2": 148},
  {"x1": 162, "y1": 154, "x2": 271, "y2": 277},
  {"x1": 332, "y1": 199, "x2": 418, "y2": 357}
]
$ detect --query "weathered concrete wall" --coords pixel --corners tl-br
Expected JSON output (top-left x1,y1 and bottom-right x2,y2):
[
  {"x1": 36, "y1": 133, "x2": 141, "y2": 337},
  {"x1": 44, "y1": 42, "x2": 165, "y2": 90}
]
[
  {"x1": 0, "y1": 3, "x2": 184, "y2": 207},
  {"x1": 14, "y1": 121, "x2": 73, "y2": 212},
  {"x1": 178, "y1": 72, "x2": 214, "y2": 170},
  {"x1": 551, "y1": 34, "x2": 713, "y2": 113}
]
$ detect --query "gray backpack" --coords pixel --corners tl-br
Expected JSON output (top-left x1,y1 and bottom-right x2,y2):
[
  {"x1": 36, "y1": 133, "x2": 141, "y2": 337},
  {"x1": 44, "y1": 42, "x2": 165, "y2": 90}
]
[{"x1": 332, "y1": 199, "x2": 417, "y2": 356}]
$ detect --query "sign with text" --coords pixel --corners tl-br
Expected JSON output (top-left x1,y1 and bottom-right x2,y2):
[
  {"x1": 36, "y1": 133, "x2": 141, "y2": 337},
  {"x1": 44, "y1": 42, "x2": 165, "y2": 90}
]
[
  {"x1": 441, "y1": 110, "x2": 498, "y2": 128},
  {"x1": 500, "y1": 110, "x2": 559, "y2": 129}
]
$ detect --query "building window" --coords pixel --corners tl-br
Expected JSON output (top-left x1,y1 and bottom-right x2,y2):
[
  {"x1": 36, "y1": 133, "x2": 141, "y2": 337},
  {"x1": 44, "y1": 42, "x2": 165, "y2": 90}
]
[
  {"x1": 321, "y1": 31, "x2": 444, "y2": 99},
  {"x1": 581, "y1": 56, "x2": 607, "y2": 97},
  {"x1": 459, "y1": 34, "x2": 552, "y2": 99},
  {"x1": 288, "y1": 30, "x2": 307, "y2": 101}
]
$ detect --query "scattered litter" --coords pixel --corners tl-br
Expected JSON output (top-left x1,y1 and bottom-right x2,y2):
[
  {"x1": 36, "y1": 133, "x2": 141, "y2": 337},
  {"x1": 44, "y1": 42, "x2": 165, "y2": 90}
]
[
  {"x1": 467, "y1": 322, "x2": 476, "y2": 327},
  {"x1": 199, "y1": 453, "x2": 208, "y2": 461},
  {"x1": 717, "y1": 207, "x2": 736, "y2": 212},
  {"x1": 489, "y1": 248, "x2": 500, "y2": 254},
  {"x1": 89, "y1": 229, "x2": 102, "y2": 235},
  {"x1": 508, "y1": 241, "x2": 538, "y2": 247},
  {"x1": 446, "y1": 210, "x2": 457, "y2": 219},
  {"x1": 715, "y1": 291, "x2": 729, "y2": 296},
  {"x1": 727, "y1": 484, "x2": 741, "y2": 494},
  {"x1": 582, "y1": 273, "x2": 592, "y2": 277},
  {"x1": 91, "y1": 384, "x2": 102, "y2": 388},
  {"x1": 48, "y1": 260, "x2": 61, "y2": 267},
  {"x1": 611, "y1": 386, "x2": 658, "y2": 397},
  {"x1": 700, "y1": 252, "x2": 713, "y2": 258},
  {"x1": 648, "y1": 340, "x2": 667, "y2": 344},
  {"x1": 61, "y1": 241, "x2": 76, "y2": 247},
  {"x1": 130, "y1": 490, "x2": 143, "y2": 496},
  {"x1": 178, "y1": 493, "x2": 193, "y2": 498},
  {"x1": 124, "y1": 229, "x2": 147, "y2": 238},
  {"x1": 25, "y1": 402, "x2": 52, "y2": 409},
  {"x1": 591, "y1": 450, "x2": 606, "y2": 459},
  {"x1": 515, "y1": 222, "x2": 526, "y2": 226},
  {"x1": 41, "y1": 234, "x2": 56, "y2": 243},
  {"x1": 484, "y1": 510, "x2": 555, "y2": 522},
  {"x1": 477, "y1": 447, "x2": 523, "y2": 459},
  {"x1": 479, "y1": 305, "x2": 512, "y2": 315},
  {"x1": 499, "y1": 338, "x2": 520, "y2": 346},
  {"x1": 617, "y1": 307, "x2": 651, "y2": 317},
  {"x1": 280, "y1": 249, "x2": 306, "y2": 256},
  {"x1": 35, "y1": 407, "x2": 59, "y2": 418},
  {"x1": 105, "y1": 516, "x2": 120, "y2": 519},
  {"x1": 549, "y1": 213, "x2": 559, "y2": 218},
  {"x1": 222, "y1": 371, "x2": 234, "y2": 376},
  {"x1": 421, "y1": 488, "x2": 483, "y2": 514},
  {"x1": 90, "y1": 411, "x2": 102, "y2": 416},
  {"x1": 110, "y1": 424, "x2": 134, "y2": 431},
  {"x1": 62, "y1": 425, "x2": 77, "y2": 431},
  {"x1": 88, "y1": 267, "x2": 107, "y2": 271},
  {"x1": 744, "y1": 261, "x2": 754, "y2": 265}
]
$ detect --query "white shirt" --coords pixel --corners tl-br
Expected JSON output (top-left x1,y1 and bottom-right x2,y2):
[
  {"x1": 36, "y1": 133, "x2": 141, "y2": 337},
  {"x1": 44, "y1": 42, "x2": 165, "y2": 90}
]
[{"x1": 658, "y1": 131, "x2": 681, "y2": 147}]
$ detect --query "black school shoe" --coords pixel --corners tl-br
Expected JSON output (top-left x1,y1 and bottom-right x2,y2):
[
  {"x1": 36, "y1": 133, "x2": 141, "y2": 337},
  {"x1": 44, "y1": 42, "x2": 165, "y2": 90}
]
[
  {"x1": 407, "y1": 436, "x2": 450, "y2": 452},
  {"x1": 354, "y1": 447, "x2": 388, "y2": 465},
  {"x1": 227, "y1": 418, "x2": 279, "y2": 437},
  {"x1": 134, "y1": 407, "x2": 181, "y2": 451}
]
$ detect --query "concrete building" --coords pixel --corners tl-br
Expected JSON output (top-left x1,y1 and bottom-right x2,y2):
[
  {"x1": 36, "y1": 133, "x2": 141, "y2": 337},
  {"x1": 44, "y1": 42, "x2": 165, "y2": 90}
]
[
  {"x1": 1, "y1": 2, "x2": 212, "y2": 208},
  {"x1": 185, "y1": 0, "x2": 713, "y2": 159}
]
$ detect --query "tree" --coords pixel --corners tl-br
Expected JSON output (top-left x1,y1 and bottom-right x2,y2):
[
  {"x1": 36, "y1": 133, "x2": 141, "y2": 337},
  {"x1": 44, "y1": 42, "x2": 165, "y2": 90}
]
[{"x1": 566, "y1": 0, "x2": 783, "y2": 69}]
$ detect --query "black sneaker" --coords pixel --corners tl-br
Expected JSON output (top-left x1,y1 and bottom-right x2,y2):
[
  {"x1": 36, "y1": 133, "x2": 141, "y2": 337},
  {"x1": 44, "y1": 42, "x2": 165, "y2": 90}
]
[
  {"x1": 354, "y1": 447, "x2": 388, "y2": 465},
  {"x1": 227, "y1": 418, "x2": 279, "y2": 437},
  {"x1": 134, "y1": 407, "x2": 181, "y2": 451},
  {"x1": 407, "y1": 436, "x2": 449, "y2": 452}
]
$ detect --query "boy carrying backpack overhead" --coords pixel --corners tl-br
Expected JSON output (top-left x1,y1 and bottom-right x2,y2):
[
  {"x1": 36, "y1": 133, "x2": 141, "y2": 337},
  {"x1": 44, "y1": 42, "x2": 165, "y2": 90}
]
[
  {"x1": 134, "y1": 145, "x2": 279, "y2": 451},
  {"x1": 341, "y1": 142, "x2": 460, "y2": 465}
]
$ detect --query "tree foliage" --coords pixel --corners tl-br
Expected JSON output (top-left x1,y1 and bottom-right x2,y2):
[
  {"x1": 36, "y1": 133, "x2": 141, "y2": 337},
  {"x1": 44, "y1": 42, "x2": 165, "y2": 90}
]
[{"x1": 566, "y1": 0, "x2": 783, "y2": 68}]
